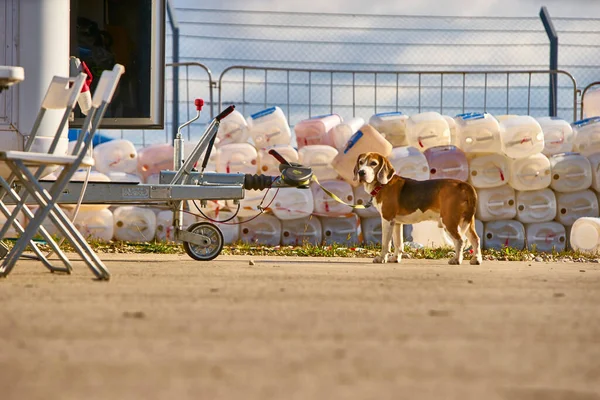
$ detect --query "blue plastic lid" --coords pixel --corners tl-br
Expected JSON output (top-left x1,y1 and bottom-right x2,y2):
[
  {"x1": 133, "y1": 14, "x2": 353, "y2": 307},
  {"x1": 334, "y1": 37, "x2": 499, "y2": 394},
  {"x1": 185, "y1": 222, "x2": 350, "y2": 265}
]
[
  {"x1": 343, "y1": 130, "x2": 364, "y2": 154},
  {"x1": 309, "y1": 113, "x2": 335, "y2": 119},
  {"x1": 374, "y1": 111, "x2": 403, "y2": 117},
  {"x1": 572, "y1": 116, "x2": 600, "y2": 128},
  {"x1": 250, "y1": 106, "x2": 277, "y2": 120}
]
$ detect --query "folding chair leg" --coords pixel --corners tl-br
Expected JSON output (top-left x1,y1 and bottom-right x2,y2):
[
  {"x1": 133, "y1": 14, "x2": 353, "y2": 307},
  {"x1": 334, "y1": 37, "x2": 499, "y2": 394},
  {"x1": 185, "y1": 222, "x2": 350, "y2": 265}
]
[
  {"x1": 0, "y1": 179, "x2": 73, "y2": 273},
  {"x1": 0, "y1": 241, "x2": 8, "y2": 258}
]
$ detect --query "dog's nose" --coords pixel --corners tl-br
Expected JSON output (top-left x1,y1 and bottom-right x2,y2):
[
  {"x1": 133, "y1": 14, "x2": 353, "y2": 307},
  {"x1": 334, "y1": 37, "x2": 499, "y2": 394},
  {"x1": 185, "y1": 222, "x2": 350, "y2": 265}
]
[{"x1": 358, "y1": 170, "x2": 365, "y2": 177}]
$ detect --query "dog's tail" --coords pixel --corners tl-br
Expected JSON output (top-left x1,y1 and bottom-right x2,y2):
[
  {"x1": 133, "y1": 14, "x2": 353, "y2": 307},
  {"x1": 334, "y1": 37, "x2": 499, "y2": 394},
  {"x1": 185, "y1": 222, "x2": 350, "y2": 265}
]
[{"x1": 461, "y1": 182, "x2": 478, "y2": 223}]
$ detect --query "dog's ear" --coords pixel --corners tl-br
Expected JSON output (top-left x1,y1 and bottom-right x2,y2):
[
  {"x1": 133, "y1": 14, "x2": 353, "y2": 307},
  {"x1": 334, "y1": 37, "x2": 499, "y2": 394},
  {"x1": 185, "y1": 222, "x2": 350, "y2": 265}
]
[
  {"x1": 377, "y1": 156, "x2": 396, "y2": 185},
  {"x1": 353, "y1": 154, "x2": 364, "y2": 182}
]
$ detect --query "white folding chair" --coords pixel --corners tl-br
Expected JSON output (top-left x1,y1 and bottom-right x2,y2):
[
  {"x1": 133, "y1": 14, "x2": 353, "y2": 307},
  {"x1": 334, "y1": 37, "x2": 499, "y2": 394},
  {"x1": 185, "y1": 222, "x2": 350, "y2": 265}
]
[
  {"x1": 0, "y1": 73, "x2": 87, "y2": 274},
  {"x1": 0, "y1": 64, "x2": 125, "y2": 280}
]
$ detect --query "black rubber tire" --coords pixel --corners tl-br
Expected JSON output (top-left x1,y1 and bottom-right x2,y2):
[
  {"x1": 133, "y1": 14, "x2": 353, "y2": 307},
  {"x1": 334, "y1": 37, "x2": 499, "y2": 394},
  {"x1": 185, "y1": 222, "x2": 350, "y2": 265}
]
[{"x1": 182, "y1": 222, "x2": 224, "y2": 261}]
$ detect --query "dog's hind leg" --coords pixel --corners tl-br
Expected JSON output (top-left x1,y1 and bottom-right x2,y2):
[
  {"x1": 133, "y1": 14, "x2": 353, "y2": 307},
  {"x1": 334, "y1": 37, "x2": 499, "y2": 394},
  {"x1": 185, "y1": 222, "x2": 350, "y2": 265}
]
[
  {"x1": 374, "y1": 218, "x2": 394, "y2": 263},
  {"x1": 445, "y1": 222, "x2": 465, "y2": 265},
  {"x1": 388, "y1": 222, "x2": 403, "y2": 263},
  {"x1": 464, "y1": 217, "x2": 482, "y2": 265}
]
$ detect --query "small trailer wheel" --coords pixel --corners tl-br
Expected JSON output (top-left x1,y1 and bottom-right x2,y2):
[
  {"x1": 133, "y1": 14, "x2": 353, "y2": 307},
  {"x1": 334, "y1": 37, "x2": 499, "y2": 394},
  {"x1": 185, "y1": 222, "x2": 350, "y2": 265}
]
[{"x1": 182, "y1": 222, "x2": 224, "y2": 261}]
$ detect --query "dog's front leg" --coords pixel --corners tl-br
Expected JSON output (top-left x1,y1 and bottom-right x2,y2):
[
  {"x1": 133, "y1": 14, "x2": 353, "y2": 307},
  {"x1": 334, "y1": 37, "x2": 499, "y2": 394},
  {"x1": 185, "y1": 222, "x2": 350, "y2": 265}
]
[
  {"x1": 387, "y1": 222, "x2": 403, "y2": 263},
  {"x1": 374, "y1": 218, "x2": 394, "y2": 263}
]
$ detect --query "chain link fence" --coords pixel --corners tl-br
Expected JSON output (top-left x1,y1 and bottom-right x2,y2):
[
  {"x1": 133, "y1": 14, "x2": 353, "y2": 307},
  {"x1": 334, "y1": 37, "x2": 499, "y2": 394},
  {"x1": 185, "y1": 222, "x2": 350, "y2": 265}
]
[{"x1": 109, "y1": 8, "x2": 600, "y2": 146}]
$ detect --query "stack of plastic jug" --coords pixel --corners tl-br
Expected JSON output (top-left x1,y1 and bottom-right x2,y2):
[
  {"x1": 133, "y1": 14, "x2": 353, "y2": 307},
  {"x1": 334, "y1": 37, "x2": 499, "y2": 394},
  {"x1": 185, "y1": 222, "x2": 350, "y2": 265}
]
[
  {"x1": 388, "y1": 146, "x2": 430, "y2": 181},
  {"x1": 483, "y1": 220, "x2": 525, "y2": 250},
  {"x1": 73, "y1": 208, "x2": 114, "y2": 242},
  {"x1": 245, "y1": 106, "x2": 292, "y2": 149},
  {"x1": 455, "y1": 112, "x2": 502, "y2": 153},
  {"x1": 311, "y1": 180, "x2": 354, "y2": 216},
  {"x1": 326, "y1": 117, "x2": 365, "y2": 151},
  {"x1": 320, "y1": 214, "x2": 361, "y2": 246},
  {"x1": 583, "y1": 89, "x2": 600, "y2": 118},
  {"x1": 537, "y1": 117, "x2": 574, "y2": 156},
  {"x1": 216, "y1": 109, "x2": 248, "y2": 147},
  {"x1": 298, "y1": 145, "x2": 339, "y2": 181},
  {"x1": 369, "y1": 112, "x2": 409, "y2": 147},
  {"x1": 136, "y1": 143, "x2": 174, "y2": 183},
  {"x1": 113, "y1": 206, "x2": 157, "y2": 242},
  {"x1": 280, "y1": 217, "x2": 322, "y2": 246},
  {"x1": 294, "y1": 114, "x2": 342, "y2": 148},
  {"x1": 239, "y1": 213, "x2": 281, "y2": 246},
  {"x1": 423, "y1": 145, "x2": 468, "y2": 181},
  {"x1": 270, "y1": 187, "x2": 314, "y2": 220},
  {"x1": 93, "y1": 139, "x2": 138, "y2": 175},
  {"x1": 405, "y1": 112, "x2": 451, "y2": 151},
  {"x1": 572, "y1": 117, "x2": 600, "y2": 156},
  {"x1": 217, "y1": 143, "x2": 258, "y2": 174},
  {"x1": 499, "y1": 116, "x2": 545, "y2": 159},
  {"x1": 525, "y1": 222, "x2": 566, "y2": 252},
  {"x1": 467, "y1": 153, "x2": 510, "y2": 188},
  {"x1": 258, "y1": 145, "x2": 298, "y2": 176}
]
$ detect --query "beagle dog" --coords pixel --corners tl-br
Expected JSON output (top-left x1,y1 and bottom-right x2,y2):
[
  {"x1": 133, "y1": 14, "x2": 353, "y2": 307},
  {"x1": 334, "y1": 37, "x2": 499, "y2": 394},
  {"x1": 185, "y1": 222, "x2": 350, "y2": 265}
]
[{"x1": 354, "y1": 152, "x2": 482, "y2": 265}]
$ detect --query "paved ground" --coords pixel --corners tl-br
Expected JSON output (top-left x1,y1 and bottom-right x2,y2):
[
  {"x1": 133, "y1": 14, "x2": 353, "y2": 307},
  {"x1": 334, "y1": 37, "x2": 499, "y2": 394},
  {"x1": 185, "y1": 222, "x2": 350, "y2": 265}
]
[{"x1": 1, "y1": 253, "x2": 600, "y2": 400}]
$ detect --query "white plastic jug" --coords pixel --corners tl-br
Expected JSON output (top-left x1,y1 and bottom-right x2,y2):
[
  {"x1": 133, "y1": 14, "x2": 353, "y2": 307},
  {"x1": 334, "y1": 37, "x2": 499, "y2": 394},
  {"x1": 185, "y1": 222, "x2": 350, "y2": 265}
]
[
  {"x1": 411, "y1": 221, "x2": 454, "y2": 248},
  {"x1": 320, "y1": 214, "x2": 361, "y2": 246},
  {"x1": 500, "y1": 116, "x2": 545, "y2": 159},
  {"x1": 423, "y1": 145, "x2": 468, "y2": 181},
  {"x1": 270, "y1": 187, "x2": 314, "y2": 220},
  {"x1": 155, "y1": 209, "x2": 197, "y2": 242},
  {"x1": 73, "y1": 208, "x2": 114, "y2": 242},
  {"x1": 455, "y1": 112, "x2": 502, "y2": 153},
  {"x1": 476, "y1": 185, "x2": 517, "y2": 222},
  {"x1": 388, "y1": 146, "x2": 430, "y2": 181},
  {"x1": 369, "y1": 112, "x2": 409, "y2": 147},
  {"x1": 216, "y1": 109, "x2": 248, "y2": 147},
  {"x1": 311, "y1": 180, "x2": 354, "y2": 216},
  {"x1": 105, "y1": 171, "x2": 142, "y2": 183},
  {"x1": 587, "y1": 152, "x2": 600, "y2": 192},
  {"x1": 331, "y1": 125, "x2": 393, "y2": 187},
  {"x1": 0, "y1": 205, "x2": 26, "y2": 239},
  {"x1": 483, "y1": 220, "x2": 525, "y2": 250},
  {"x1": 352, "y1": 185, "x2": 381, "y2": 218},
  {"x1": 583, "y1": 89, "x2": 600, "y2": 118},
  {"x1": 294, "y1": 114, "x2": 342, "y2": 148},
  {"x1": 537, "y1": 117, "x2": 574, "y2": 156},
  {"x1": 281, "y1": 217, "x2": 322, "y2": 246},
  {"x1": 217, "y1": 143, "x2": 258, "y2": 174},
  {"x1": 93, "y1": 139, "x2": 138, "y2": 174},
  {"x1": 555, "y1": 190, "x2": 599, "y2": 226},
  {"x1": 245, "y1": 106, "x2": 291, "y2": 148},
  {"x1": 113, "y1": 206, "x2": 157, "y2": 242},
  {"x1": 570, "y1": 217, "x2": 600, "y2": 254},
  {"x1": 515, "y1": 188, "x2": 557, "y2": 224},
  {"x1": 184, "y1": 141, "x2": 220, "y2": 173},
  {"x1": 61, "y1": 170, "x2": 111, "y2": 211},
  {"x1": 327, "y1": 117, "x2": 366, "y2": 151},
  {"x1": 405, "y1": 111, "x2": 451, "y2": 151},
  {"x1": 361, "y1": 216, "x2": 382, "y2": 245},
  {"x1": 525, "y1": 222, "x2": 566, "y2": 253},
  {"x1": 239, "y1": 213, "x2": 281, "y2": 246},
  {"x1": 298, "y1": 145, "x2": 339, "y2": 181},
  {"x1": 258, "y1": 145, "x2": 299, "y2": 176},
  {"x1": 549, "y1": 152, "x2": 592, "y2": 193},
  {"x1": 136, "y1": 143, "x2": 174, "y2": 183},
  {"x1": 572, "y1": 117, "x2": 600, "y2": 156},
  {"x1": 508, "y1": 153, "x2": 551, "y2": 191},
  {"x1": 467, "y1": 153, "x2": 510, "y2": 189},
  {"x1": 495, "y1": 114, "x2": 519, "y2": 123},
  {"x1": 226, "y1": 189, "x2": 276, "y2": 218},
  {"x1": 443, "y1": 115, "x2": 458, "y2": 146},
  {"x1": 201, "y1": 209, "x2": 240, "y2": 245}
]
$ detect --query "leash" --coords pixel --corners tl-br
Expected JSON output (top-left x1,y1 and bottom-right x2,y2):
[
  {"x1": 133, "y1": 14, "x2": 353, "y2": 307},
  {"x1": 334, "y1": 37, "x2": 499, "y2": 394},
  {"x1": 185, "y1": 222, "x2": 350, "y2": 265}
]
[{"x1": 311, "y1": 175, "x2": 379, "y2": 209}]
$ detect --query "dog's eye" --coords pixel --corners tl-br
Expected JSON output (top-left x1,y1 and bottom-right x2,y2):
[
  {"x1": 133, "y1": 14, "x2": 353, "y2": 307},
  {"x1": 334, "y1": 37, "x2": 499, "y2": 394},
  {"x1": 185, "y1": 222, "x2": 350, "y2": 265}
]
[{"x1": 370, "y1": 161, "x2": 378, "y2": 166}]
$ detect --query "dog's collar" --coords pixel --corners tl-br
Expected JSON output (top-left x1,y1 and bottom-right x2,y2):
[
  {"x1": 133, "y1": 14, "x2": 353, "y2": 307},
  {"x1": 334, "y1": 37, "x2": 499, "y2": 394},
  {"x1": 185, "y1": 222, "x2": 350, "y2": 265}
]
[{"x1": 369, "y1": 185, "x2": 384, "y2": 197}]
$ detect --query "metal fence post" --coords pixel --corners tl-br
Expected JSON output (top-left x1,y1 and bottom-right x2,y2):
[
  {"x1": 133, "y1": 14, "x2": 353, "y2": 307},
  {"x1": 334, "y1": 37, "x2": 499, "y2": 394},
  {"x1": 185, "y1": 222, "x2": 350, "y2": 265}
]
[
  {"x1": 540, "y1": 6, "x2": 558, "y2": 117},
  {"x1": 167, "y1": 0, "x2": 179, "y2": 141}
]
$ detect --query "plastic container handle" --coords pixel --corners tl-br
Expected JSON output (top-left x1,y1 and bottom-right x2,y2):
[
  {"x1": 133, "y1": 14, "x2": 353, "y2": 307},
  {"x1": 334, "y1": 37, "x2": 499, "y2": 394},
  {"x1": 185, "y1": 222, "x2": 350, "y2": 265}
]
[
  {"x1": 195, "y1": 98, "x2": 204, "y2": 111},
  {"x1": 216, "y1": 105, "x2": 235, "y2": 121}
]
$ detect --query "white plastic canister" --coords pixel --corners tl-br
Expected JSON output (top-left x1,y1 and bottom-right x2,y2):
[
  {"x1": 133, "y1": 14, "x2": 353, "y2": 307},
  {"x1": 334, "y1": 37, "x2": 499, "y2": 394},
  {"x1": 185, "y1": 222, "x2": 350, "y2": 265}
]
[
  {"x1": 499, "y1": 116, "x2": 545, "y2": 159},
  {"x1": 361, "y1": 216, "x2": 382, "y2": 245},
  {"x1": 270, "y1": 187, "x2": 314, "y2": 220},
  {"x1": 245, "y1": 106, "x2": 292, "y2": 148},
  {"x1": 507, "y1": 153, "x2": 551, "y2": 191},
  {"x1": 352, "y1": 185, "x2": 381, "y2": 218},
  {"x1": 405, "y1": 111, "x2": 451, "y2": 151},
  {"x1": 311, "y1": 180, "x2": 354, "y2": 216},
  {"x1": 588, "y1": 152, "x2": 600, "y2": 192},
  {"x1": 239, "y1": 213, "x2": 281, "y2": 246},
  {"x1": 136, "y1": 143, "x2": 174, "y2": 183},
  {"x1": 476, "y1": 185, "x2": 517, "y2": 222},
  {"x1": 369, "y1": 112, "x2": 409, "y2": 147},
  {"x1": 455, "y1": 112, "x2": 502, "y2": 153},
  {"x1": 113, "y1": 206, "x2": 157, "y2": 242},
  {"x1": 331, "y1": 125, "x2": 393, "y2": 187},
  {"x1": 298, "y1": 145, "x2": 339, "y2": 181},
  {"x1": 583, "y1": 89, "x2": 600, "y2": 118},
  {"x1": 483, "y1": 220, "x2": 525, "y2": 250},
  {"x1": 442, "y1": 115, "x2": 458, "y2": 146},
  {"x1": 572, "y1": 117, "x2": 600, "y2": 156},
  {"x1": 320, "y1": 214, "x2": 361, "y2": 246},
  {"x1": 549, "y1": 152, "x2": 592, "y2": 193},
  {"x1": 294, "y1": 114, "x2": 342, "y2": 148},
  {"x1": 73, "y1": 208, "x2": 114, "y2": 242},
  {"x1": 467, "y1": 153, "x2": 510, "y2": 189},
  {"x1": 388, "y1": 146, "x2": 430, "y2": 181},
  {"x1": 217, "y1": 143, "x2": 258, "y2": 174},
  {"x1": 155, "y1": 209, "x2": 197, "y2": 242},
  {"x1": 525, "y1": 221, "x2": 566, "y2": 253},
  {"x1": 515, "y1": 188, "x2": 557, "y2": 224},
  {"x1": 281, "y1": 217, "x2": 322, "y2": 246},
  {"x1": 555, "y1": 190, "x2": 599, "y2": 226},
  {"x1": 423, "y1": 145, "x2": 468, "y2": 181},
  {"x1": 537, "y1": 117, "x2": 574, "y2": 156},
  {"x1": 226, "y1": 189, "x2": 276, "y2": 218},
  {"x1": 216, "y1": 109, "x2": 248, "y2": 147},
  {"x1": 258, "y1": 145, "x2": 299, "y2": 176},
  {"x1": 327, "y1": 117, "x2": 365, "y2": 151},
  {"x1": 93, "y1": 139, "x2": 138, "y2": 174},
  {"x1": 570, "y1": 217, "x2": 600, "y2": 254},
  {"x1": 411, "y1": 221, "x2": 454, "y2": 248}
]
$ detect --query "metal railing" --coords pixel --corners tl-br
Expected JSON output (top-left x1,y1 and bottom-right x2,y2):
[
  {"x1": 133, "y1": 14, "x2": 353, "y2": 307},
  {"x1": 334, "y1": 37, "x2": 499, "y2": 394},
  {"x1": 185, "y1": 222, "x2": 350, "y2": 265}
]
[
  {"x1": 580, "y1": 81, "x2": 600, "y2": 120},
  {"x1": 218, "y1": 66, "x2": 578, "y2": 126}
]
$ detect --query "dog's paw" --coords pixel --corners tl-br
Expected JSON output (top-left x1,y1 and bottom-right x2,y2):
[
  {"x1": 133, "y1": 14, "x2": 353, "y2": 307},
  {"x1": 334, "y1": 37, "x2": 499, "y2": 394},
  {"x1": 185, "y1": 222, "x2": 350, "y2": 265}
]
[
  {"x1": 448, "y1": 258, "x2": 461, "y2": 265},
  {"x1": 387, "y1": 254, "x2": 401, "y2": 263},
  {"x1": 373, "y1": 255, "x2": 387, "y2": 264},
  {"x1": 470, "y1": 257, "x2": 482, "y2": 265}
]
